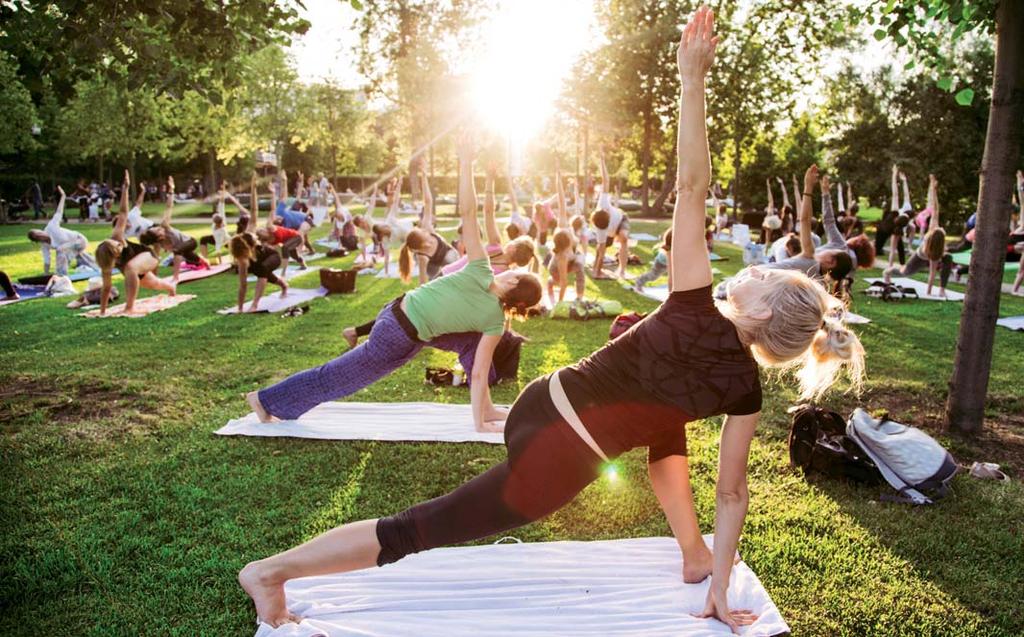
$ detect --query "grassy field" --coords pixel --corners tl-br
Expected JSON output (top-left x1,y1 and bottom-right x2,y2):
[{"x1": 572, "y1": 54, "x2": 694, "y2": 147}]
[{"x1": 1, "y1": 214, "x2": 1022, "y2": 636}]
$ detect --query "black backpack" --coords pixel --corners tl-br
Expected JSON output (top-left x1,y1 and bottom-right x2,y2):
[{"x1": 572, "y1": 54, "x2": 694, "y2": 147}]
[{"x1": 788, "y1": 404, "x2": 881, "y2": 485}]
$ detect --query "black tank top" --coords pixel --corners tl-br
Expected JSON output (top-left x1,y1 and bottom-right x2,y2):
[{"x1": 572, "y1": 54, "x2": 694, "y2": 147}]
[
  {"x1": 560, "y1": 285, "x2": 761, "y2": 462},
  {"x1": 116, "y1": 241, "x2": 153, "y2": 271},
  {"x1": 428, "y1": 232, "x2": 454, "y2": 266},
  {"x1": 250, "y1": 244, "x2": 281, "y2": 278}
]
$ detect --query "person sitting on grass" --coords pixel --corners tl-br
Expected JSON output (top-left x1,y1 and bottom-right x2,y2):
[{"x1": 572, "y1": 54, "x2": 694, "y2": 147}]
[
  {"x1": 238, "y1": 14, "x2": 864, "y2": 632},
  {"x1": 634, "y1": 228, "x2": 672, "y2": 292},
  {"x1": 94, "y1": 171, "x2": 176, "y2": 316}
]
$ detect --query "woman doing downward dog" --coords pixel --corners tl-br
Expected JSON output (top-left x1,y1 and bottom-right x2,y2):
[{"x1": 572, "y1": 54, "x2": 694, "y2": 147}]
[
  {"x1": 231, "y1": 177, "x2": 290, "y2": 312},
  {"x1": 248, "y1": 134, "x2": 542, "y2": 430},
  {"x1": 94, "y1": 171, "x2": 176, "y2": 316},
  {"x1": 398, "y1": 167, "x2": 458, "y2": 283},
  {"x1": 240, "y1": 12, "x2": 865, "y2": 631}
]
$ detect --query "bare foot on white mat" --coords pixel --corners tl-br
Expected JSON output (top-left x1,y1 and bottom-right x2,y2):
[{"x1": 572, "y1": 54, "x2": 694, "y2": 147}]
[
  {"x1": 342, "y1": 327, "x2": 358, "y2": 349},
  {"x1": 247, "y1": 391, "x2": 277, "y2": 423},
  {"x1": 476, "y1": 420, "x2": 505, "y2": 434},
  {"x1": 239, "y1": 561, "x2": 300, "y2": 628}
]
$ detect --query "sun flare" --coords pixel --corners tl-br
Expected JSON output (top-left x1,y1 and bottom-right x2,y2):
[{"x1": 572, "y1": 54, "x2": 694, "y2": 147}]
[{"x1": 469, "y1": 0, "x2": 596, "y2": 144}]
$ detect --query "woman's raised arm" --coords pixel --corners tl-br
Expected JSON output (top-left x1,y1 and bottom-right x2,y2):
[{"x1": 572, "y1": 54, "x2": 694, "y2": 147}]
[
  {"x1": 457, "y1": 133, "x2": 486, "y2": 262},
  {"x1": 483, "y1": 164, "x2": 501, "y2": 244},
  {"x1": 670, "y1": 7, "x2": 719, "y2": 293}
]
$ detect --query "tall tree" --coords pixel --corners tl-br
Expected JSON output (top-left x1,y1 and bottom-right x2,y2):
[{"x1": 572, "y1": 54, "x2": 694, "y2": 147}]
[
  {"x1": 292, "y1": 84, "x2": 375, "y2": 179},
  {"x1": 860, "y1": 0, "x2": 1023, "y2": 434}
]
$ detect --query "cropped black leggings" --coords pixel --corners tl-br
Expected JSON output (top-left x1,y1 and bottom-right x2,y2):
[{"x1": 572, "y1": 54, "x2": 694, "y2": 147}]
[
  {"x1": 0, "y1": 271, "x2": 15, "y2": 297},
  {"x1": 875, "y1": 227, "x2": 906, "y2": 265},
  {"x1": 375, "y1": 376, "x2": 601, "y2": 565}
]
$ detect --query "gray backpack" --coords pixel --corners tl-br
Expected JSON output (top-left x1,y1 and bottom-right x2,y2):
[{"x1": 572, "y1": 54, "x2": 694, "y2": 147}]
[{"x1": 846, "y1": 409, "x2": 957, "y2": 505}]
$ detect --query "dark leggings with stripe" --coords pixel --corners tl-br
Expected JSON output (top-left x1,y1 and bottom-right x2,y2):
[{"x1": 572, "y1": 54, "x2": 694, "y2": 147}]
[
  {"x1": 0, "y1": 271, "x2": 15, "y2": 298},
  {"x1": 375, "y1": 376, "x2": 601, "y2": 565}
]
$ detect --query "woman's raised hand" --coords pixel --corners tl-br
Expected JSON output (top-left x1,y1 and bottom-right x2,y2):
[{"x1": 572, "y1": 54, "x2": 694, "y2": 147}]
[
  {"x1": 803, "y1": 164, "x2": 819, "y2": 193},
  {"x1": 677, "y1": 5, "x2": 719, "y2": 81}
]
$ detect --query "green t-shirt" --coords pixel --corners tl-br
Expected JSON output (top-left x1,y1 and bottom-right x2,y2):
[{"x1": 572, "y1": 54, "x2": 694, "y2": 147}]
[{"x1": 403, "y1": 258, "x2": 505, "y2": 340}]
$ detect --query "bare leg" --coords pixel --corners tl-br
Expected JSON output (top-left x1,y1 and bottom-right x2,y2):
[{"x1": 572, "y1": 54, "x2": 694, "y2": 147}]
[
  {"x1": 140, "y1": 271, "x2": 176, "y2": 295},
  {"x1": 124, "y1": 272, "x2": 141, "y2": 313},
  {"x1": 239, "y1": 519, "x2": 381, "y2": 627},
  {"x1": 246, "y1": 391, "x2": 277, "y2": 422},
  {"x1": 172, "y1": 254, "x2": 183, "y2": 283},
  {"x1": 616, "y1": 233, "x2": 630, "y2": 279}
]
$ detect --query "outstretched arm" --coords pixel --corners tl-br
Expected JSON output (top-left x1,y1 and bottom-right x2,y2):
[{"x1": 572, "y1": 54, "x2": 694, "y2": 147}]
[
  {"x1": 420, "y1": 166, "x2": 435, "y2": 233},
  {"x1": 778, "y1": 176, "x2": 790, "y2": 210},
  {"x1": 111, "y1": 170, "x2": 130, "y2": 243},
  {"x1": 250, "y1": 172, "x2": 259, "y2": 227},
  {"x1": 52, "y1": 186, "x2": 67, "y2": 227},
  {"x1": 670, "y1": 7, "x2": 718, "y2": 293},
  {"x1": 134, "y1": 182, "x2": 146, "y2": 209},
  {"x1": 797, "y1": 166, "x2": 818, "y2": 258},
  {"x1": 765, "y1": 178, "x2": 775, "y2": 213},
  {"x1": 820, "y1": 174, "x2": 844, "y2": 248},
  {"x1": 901, "y1": 172, "x2": 912, "y2": 212},
  {"x1": 506, "y1": 168, "x2": 520, "y2": 220},
  {"x1": 457, "y1": 133, "x2": 485, "y2": 262},
  {"x1": 599, "y1": 150, "x2": 611, "y2": 192},
  {"x1": 555, "y1": 163, "x2": 568, "y2": 228},
  {"x1": 483, "y1": 165, "x2": 501, "y2": 244},
  {"x1": 928, "y1": 174, "x2": 940, "y2": 231},
  {"x1": 791, "y1": 175, "x2": 800, "y2": 213},
  {"x1": 890, "y1": 164, "x2": 899, "y2": 212}
]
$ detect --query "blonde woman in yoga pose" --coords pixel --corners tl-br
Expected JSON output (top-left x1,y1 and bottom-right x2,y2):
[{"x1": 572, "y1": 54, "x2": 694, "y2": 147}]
[{"x1": 240, "y1": 11, "x2": 865, "y2": 633}]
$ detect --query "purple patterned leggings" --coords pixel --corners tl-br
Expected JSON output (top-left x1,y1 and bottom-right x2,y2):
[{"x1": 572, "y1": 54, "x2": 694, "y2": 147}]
[{"x1": 258, "y1": 304, "x2": 491, "y2": 420}]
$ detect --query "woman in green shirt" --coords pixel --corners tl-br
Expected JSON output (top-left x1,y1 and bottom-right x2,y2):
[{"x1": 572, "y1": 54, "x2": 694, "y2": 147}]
[{"x1": 248, "y1": 134, "x2": 542, "y2": 432}]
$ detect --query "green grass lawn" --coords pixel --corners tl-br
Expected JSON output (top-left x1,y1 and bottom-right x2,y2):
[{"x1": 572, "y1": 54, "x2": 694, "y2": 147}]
[{"x1": 1, "y1": 217, "x2": 1022, "y2": 636}]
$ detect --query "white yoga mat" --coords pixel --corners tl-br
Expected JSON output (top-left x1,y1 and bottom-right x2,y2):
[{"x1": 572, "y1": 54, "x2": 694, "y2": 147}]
[
  {"x1": 216, "y1": 401, "x2": 505, "y2": 444},
  {"x1": 865, "y1": 278, "x2": 965, "y2": 301},
  {"x1": 248, "y1": 266, "x2": 322, "y2": 283},
  {"x1": 251, "y1": 536, "x2": 789, "y2": 637},
  {"x1": 639, "y1": 285, "x2": 670, "y2": 303},
  {"x1": 631, "y1": 232, "x2": 661, "y2": 242},
  {"x1": 218, "y1": 287, "x2": 328, "y2": 315},
  {"x1": 996, "y1": 316, "x2": 1024, "y2": 331}
]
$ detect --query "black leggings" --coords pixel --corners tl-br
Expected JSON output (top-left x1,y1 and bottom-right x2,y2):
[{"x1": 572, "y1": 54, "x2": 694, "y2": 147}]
[
  {"x1": 175, "y1": 238, "x2": 202, "y2": 266},
  {"x1": 0, "y1": 271, "x2": 15, "y2": 298},
  {"x1": 280, "y1": 236, "x2": 305, "y2": 262},
  {"x1": 375, "y1": 376, "x2": 601, "y2": 565},
  {"x1": 875, "y1": 227, "x2": 906, "y2": 265},
  {"x1": 902, "y1": 253, "x2": 954, "y2": 287}
]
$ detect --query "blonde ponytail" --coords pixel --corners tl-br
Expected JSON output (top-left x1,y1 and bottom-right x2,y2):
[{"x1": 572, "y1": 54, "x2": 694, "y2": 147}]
[{"x1": 796, "y1": 319, "x2": 865, "y2": 401}]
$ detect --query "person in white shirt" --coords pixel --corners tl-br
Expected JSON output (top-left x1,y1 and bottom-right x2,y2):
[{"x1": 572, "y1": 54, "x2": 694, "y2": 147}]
[
  {"x1": 125, "y1": 183, "x2": 155, "y2": 238},
  {"x1": 589, "y1": 152, "x2": 631, "y2": 279},
  {"x1": 27, "y1": 186, "x2": 98, "y2": 275}
]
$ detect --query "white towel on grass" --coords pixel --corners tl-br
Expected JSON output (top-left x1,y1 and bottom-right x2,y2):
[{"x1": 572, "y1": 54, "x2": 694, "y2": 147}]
[
  {"x1": 251, "y1": 536, "x2": 789, "y2": 637},
  {"x1": 996, "y1": 316, "x2": 1024, "y2": 331},
  {"x1": 248, "y1": 266, "x2": 321, "y2": 283},
  {"x1": 865, "y1": 277, "x2": 965, "y2": 301},
  {"x1": 218, "y1": 287, "x2": 328, "y2": 314},
  {"x1": 215, "y1": 401, "x2": 504, "y2": 444}
]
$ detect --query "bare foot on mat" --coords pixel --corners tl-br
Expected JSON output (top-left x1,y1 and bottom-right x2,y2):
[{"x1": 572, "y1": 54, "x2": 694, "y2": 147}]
[
  {"x1": 342, "y1": 327, "x2": 358, "y2": 349},
  {"x1": 239, "y1": 561, "x2": 300, "y2": 628},
  {"x1": 247, "y1": 391, "x2": 277, "y2": 423}
]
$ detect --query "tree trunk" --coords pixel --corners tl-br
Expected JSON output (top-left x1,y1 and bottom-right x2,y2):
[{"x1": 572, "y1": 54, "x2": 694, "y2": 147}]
[
  {"x1": 732, "y1": 137, "x2": 741, "y2": 217},
  {"x1": 206, "y1": 149, "x2": 217, "y2": 201},
  {"x1": 99, "y1": 154, "x2": 105, "y2": 184},
  {"x1": 652, "y1": 161, "x2": 677, "y2": 215},
  {"x1": 641, "y1": 108, "x2": 652, "y2": 215},
  {"x1": 944, "y1": 0, "x2": 1024, "y2": 435},
  {"x1": 583, "y1": 124, "x2": 591, "y2": 215}
]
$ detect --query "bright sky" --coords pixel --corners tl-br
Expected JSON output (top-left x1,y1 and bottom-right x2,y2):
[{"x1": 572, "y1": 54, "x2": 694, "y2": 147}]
[{"x1": 288, "y1": 0, "x2": 894, "y2": 126}]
